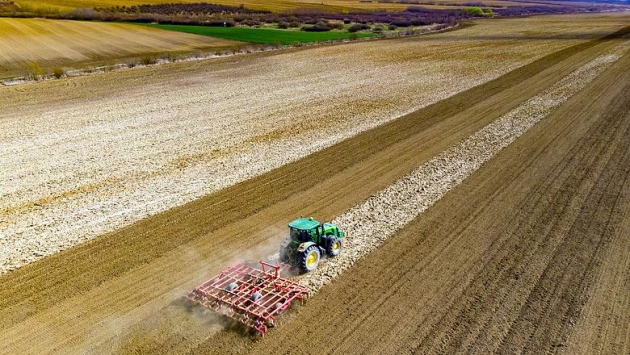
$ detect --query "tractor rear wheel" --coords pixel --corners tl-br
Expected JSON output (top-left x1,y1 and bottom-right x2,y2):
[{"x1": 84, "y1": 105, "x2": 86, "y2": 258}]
[
  {"x1": 298, "y1": 245, "x2": 320, "y2": 272},
  {"x1": 326, "y1": 236, "x2": 343, "y2": 257}
]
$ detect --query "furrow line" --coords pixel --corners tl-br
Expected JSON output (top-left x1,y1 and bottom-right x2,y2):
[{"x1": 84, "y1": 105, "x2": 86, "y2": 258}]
[{"x1": 294, "y1": 46, "x2": 626, "y2": 293}]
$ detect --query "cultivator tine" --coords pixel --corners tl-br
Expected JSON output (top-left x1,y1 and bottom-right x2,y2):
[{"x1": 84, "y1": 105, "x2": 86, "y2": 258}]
[{"x1": 188, "y1": 261, "x2": 308, "y2": 336}]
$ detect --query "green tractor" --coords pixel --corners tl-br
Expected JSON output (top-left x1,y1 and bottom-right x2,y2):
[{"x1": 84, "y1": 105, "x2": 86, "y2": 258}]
[{"x1": 279, "y1": 217, "x2": 345, "y2": 272}]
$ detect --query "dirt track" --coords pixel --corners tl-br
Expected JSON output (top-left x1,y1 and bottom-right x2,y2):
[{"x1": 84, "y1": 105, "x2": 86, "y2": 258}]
[{"x1": 0, "y1": 20, "x2": 629, "y2": 355}]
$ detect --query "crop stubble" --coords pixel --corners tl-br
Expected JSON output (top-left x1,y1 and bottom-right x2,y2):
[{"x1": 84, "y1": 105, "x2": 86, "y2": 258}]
[{"x1": 0, "y1": 16, "x2": 628, "y2": 354}]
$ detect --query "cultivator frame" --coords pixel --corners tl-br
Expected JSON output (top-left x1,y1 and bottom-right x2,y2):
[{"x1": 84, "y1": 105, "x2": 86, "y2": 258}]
[{"x1": 187, "y1": 261, "x2": 309, "y2": 336}]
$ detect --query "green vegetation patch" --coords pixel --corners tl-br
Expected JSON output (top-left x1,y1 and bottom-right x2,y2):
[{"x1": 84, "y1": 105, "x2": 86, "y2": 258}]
[{"x1": 136, "y1": 23, "x2": 378, "y2": 45}]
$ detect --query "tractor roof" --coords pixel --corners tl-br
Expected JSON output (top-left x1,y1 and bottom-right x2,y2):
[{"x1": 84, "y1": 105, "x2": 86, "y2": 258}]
[{"x1": 288, "y1": 217, "x2": 320, "y2": 230}]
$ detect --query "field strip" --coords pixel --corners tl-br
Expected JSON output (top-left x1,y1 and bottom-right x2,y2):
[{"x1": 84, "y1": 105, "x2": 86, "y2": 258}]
[
  {"x1": 292, "y1": 44, "x2": 628, "y2": 293},
  {"x1": 0, "y1": 57, "x2": 527, "y2": 273}
]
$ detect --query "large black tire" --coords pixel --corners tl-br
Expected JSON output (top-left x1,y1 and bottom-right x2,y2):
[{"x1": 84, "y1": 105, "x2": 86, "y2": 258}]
[
  {"x1": 298, "y1": 245, "x2": 321, "y2": 272},
  {"x1": 326, "y1": 236, "x2": 343, "y2": 257}
]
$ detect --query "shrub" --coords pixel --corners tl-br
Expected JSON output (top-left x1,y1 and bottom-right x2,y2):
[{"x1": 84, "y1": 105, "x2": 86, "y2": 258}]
[
  {"x1": 302, "y1": 21, "x2": 332, "y2": 32},
  {"x1": 328, "y1": 22, "x2": 344, "y2": 30},
  {"x1": 278, "y1": 21, "x2": 289, "y2": 29},
  {"x1": 348, "y1": 23, "x2": 371, "y2": 33},
  {"x1": 463, "y1": 7, "x2": 484, "y2": 16},
  {"x1": 52, "y1": 67, "x2": 65, "y2": 79},
  {"x1": 103, "y1": 61, "x2": 116, "y2": 72},
  {"x1": 242, "y1": 19, "x2": 260, "y2": 26},
  {"x1": 390, "y1": 18, "x2": 411, "y2": 27},
  {"x1": 25, "y1": 62, "x2": 45, "y2": 80},
  {"x1": 164, "y1": 52, "x2": 178, "y2": 62},
  {"x1": 63, "y1": 8, "x2": 99, "y2": 20},
  {"x1": 411, "y1": 18, "x2": 427, "y2": 26},
  {"x1": 140, "y1": 56, "x2": 157, "y2": 65}
]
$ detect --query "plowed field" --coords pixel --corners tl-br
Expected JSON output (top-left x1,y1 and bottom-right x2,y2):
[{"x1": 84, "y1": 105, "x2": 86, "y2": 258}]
[
  {"x1": 0, "y1": 14, "x2": 629, "y2": 354},
  {"x1": 204, "y1": 34, "x2": 630, "y2": 355},
  {"x1": 4, "y1": 13, "x2": 628, "y2": 275}
]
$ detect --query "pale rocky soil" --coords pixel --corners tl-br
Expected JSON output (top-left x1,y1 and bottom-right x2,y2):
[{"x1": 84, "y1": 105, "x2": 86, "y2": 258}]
[
  {"x1": 295, "y1": 43, "x2": 628, "y2": 293},
  {"x1": 0, "y1": 14, "x2": 628, "y2": 274}
]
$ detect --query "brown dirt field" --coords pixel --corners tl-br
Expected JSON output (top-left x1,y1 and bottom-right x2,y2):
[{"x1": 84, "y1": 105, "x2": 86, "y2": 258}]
[
  {"x1": 192, "y1": 34, "x2": 630, "y2": 355},
  {"x1": 0, "y1": 21, "x2": 628, "y2": 354}
]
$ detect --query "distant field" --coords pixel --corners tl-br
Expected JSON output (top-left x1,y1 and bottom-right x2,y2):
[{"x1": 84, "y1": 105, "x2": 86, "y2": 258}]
[
  {"x1": 12, "y1": 0, "x2": 554, "y2": 13},
  {"x1": 0, "y1": 18, "x2": 241, "y2": 79},
  {"x1": 13, "y1": 0, "x2": 405, "y2": 13},
  {"x1": 137, "y1": 23, "x2": 378, "y2": 45}
]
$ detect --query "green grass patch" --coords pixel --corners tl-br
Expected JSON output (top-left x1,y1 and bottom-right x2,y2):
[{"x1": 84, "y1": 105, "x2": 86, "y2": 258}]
[{"x1": 136, "y1": 23, "x2": 378, "y2": 45}]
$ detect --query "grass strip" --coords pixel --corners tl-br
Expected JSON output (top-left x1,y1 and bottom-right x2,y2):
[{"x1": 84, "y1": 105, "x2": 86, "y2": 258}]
[{"x1": 136, "y1": 23, "x2": 377, "y2": 44}]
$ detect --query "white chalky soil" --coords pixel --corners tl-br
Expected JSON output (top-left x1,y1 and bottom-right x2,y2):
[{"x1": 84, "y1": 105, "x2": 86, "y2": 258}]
[{"x1": 1, "y1": 18, "x2": 619, "y2": 274}]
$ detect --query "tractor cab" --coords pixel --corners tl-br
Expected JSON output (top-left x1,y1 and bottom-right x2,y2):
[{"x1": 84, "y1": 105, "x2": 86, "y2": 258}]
[
  {"x1": 280, "y1": 217, "x2": 345, "y2": 273},
  {"x1": 288, "y1": 217, "x2": 320, "y2": 243}
]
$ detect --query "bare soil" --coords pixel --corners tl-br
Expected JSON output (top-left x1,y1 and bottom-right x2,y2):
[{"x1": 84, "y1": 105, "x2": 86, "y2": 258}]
[
  {"x1": 194, "y1": 33, "x2": 630, "y2": 355},
  {"x1": 0, "y1": 20, "x2": 627, "y2": 354},
  {"x1": 7, "y1": 14, "x2": 627, "y2": 274}
]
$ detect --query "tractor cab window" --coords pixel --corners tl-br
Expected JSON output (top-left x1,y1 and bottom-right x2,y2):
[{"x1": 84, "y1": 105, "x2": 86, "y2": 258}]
[{"x1": 290, "y1": 228, "x2": 311, "y2": 242}]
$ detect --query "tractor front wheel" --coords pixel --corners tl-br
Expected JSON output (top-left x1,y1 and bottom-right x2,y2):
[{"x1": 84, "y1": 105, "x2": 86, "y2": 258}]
[
  {"x1": 298, "y1": 245, "x2": 321, "y2": 272},
  {"x1": 326, "y1": 236, "x2": 343, "y2": 257}
]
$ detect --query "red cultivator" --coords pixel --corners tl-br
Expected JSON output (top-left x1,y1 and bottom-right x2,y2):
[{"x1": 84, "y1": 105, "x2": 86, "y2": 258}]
[{"x1": 186, "y1": 261, "x2": 309, "y2": 336}]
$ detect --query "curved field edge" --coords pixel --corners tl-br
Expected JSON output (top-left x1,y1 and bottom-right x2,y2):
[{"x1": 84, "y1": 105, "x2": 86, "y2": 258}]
[
  {"x1": 0, "y1": 18, "x2": 242, "y2": 79},
  {"x1": 0, "y1": 25, "x2": 627, "y2": 335}
]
